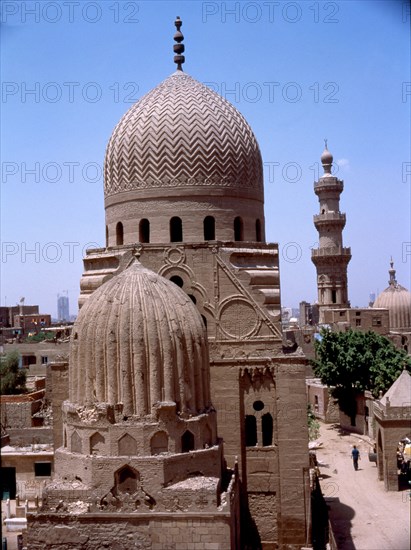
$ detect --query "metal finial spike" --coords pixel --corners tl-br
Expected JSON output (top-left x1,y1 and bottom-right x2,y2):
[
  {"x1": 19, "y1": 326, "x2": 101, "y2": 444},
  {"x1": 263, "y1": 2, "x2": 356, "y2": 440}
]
[
  {"x1": 388, "y1": 257, "x2": 397, "y2": 286},
  {"x1": 324, "y1": 138, "x2": 328, "y2": 149},
  {"x1": 174, "y1": 16, "x2": 185, "y2": 71}
]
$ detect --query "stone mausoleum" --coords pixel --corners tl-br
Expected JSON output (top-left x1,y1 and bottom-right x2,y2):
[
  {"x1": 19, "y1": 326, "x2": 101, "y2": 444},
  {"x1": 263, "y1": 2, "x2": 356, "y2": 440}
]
[{"x1": 26, "y1": 18, "x2": 310, "y2": 549}]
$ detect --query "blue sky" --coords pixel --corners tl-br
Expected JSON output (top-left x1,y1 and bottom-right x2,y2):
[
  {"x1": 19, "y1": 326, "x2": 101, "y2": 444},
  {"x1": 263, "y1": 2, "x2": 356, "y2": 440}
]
[{"x1": 1, "y1": 0, "x2": 410, "y2": 317}]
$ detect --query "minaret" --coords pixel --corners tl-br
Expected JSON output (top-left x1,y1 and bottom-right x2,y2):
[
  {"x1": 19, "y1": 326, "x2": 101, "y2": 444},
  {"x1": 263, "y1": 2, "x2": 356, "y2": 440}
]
[{"x1": 311, "y1": 142, "x2": 351, "y2": 322}]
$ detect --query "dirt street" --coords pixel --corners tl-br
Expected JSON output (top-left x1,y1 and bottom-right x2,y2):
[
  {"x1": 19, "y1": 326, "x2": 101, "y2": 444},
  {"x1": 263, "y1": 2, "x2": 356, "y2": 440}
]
[{"x1": 315, "y1": 422, "x2": 410, "y2": 550}]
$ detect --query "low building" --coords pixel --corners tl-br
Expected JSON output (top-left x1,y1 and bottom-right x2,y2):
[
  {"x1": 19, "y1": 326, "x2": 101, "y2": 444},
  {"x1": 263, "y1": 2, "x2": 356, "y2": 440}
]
[
  {"x1": 13, "y1": 314, "x2": 51, "y2": 335},
  {"x1": 373, "y1": 370, "x2": 411, "y2": 490},
  {"x1": 322, "y1": 307, "x2": 389, "y2": 335}
]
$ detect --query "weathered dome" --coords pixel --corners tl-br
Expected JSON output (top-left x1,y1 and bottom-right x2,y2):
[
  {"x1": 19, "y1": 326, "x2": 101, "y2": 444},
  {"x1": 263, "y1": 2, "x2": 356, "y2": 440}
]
[
  {"x1": 104, "y1": 71, "x2": 263, "y2": 199},
  {"x1": 373, "y1": 261, "x2": 411, "y2": 331},
  {"x1": 69, "y1": 260, "x2": 211, "y2": 416}
]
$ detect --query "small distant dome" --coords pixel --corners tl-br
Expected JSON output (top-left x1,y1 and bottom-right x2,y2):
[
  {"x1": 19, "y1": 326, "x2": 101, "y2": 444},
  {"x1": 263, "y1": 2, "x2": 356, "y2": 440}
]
[
  {"x1": 69, "y1": 261, "x2": 211, "y2": 416},
  {"x1": 373, "y1": 260, "x2": 411, "y2": 331}
]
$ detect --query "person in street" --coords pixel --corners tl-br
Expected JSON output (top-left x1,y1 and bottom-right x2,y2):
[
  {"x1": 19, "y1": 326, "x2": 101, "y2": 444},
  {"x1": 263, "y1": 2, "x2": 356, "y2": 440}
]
[{"x1": 352, "y1": 445, "x2": 360, "y2": 470}]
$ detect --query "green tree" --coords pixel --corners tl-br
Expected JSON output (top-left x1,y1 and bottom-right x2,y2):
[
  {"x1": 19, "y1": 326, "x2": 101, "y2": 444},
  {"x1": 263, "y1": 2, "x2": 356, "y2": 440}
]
[
  {"x1": 0, "y1": 351, "x2": 26, "y2": 395},
  {"x1": 311, "y1": 329, "x2": 411, "y2": 421}
]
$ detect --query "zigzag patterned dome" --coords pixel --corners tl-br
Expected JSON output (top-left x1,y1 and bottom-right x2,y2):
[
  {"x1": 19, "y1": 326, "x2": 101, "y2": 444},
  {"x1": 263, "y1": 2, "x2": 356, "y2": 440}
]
[{"x1": 104, "y1": 71, "x2": 263, "y2": 198}]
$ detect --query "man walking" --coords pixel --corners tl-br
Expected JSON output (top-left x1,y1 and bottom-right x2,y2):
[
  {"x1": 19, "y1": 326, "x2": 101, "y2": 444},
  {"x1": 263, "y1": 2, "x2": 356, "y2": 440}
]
[{"x1": 351, "y1": 445, "x2": 360, "y2": 470}]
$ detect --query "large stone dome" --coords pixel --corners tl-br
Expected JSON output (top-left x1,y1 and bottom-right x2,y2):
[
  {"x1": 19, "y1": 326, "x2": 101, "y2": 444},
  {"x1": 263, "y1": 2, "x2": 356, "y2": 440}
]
[
  {"x1": 104, "y1": 71, "x2": 263, "y2": 198},
  {"x1": 104, "y1": 71, "x2": 266, "y2": 246},
  {"x1": 373, "y1": 261, "x2": 411, "y2": 331},
  {"x1": 69, "y1": 260, "x2": 211, "y2": 416}
]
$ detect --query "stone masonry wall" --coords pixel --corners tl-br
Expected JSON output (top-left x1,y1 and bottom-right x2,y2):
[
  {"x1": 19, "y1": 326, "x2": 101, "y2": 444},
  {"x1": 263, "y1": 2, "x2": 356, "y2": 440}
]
[{"x1": 26, "y1": 513, "x2": 233, "y2": 550}]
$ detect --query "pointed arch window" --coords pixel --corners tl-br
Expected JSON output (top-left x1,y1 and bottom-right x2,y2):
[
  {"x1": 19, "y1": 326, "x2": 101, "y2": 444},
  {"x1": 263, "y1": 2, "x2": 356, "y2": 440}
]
[
  {"x1": 245, "y1": 415, "x2": 257, "y2": 446},
  {"x1": 181, "y1": 430, "x2": 195, "y2": 452},
  {"x1": 262, "y1": 413, "x2": 273, "y2": 446},
  {"x1": 116, "y1": 222, "x2": 124, "y2": 246},
  {"x1": 234, "y1": 217, "x2": 244, "y2": 242},
  {"x1": 203, "y1": 216, "x2": 215, "y2": 241}
]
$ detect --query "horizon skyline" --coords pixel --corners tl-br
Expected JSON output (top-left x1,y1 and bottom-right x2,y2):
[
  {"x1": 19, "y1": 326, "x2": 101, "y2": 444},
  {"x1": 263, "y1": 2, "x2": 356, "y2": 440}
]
[{"x1": 1, "y1": 1, "x2": 410, "y2": 318}]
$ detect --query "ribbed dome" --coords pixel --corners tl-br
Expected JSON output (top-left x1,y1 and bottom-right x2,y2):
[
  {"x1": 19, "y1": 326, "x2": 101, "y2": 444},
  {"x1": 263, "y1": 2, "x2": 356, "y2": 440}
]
[
  {"x1": 104, "y1": 71, "x2": 263, "y2": 199},
  {"x1": 69, "y1": 261, "x2": 211, "y2": 416},
  {"x1": 373, "y1": 261, "x2": 411, "y2": 330}
]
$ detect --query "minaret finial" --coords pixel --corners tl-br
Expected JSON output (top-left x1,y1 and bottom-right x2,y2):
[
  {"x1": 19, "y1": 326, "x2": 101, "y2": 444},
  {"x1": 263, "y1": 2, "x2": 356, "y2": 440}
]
[
  {"x1": 388, "y1": 257, "x2": 397, "y2": 286},
  {"x1": 320, "y1": 140, "x2": 333, "y2": 176},
  {"x1": 173, "y1": 16, "x2": 185, "y2": 71}
]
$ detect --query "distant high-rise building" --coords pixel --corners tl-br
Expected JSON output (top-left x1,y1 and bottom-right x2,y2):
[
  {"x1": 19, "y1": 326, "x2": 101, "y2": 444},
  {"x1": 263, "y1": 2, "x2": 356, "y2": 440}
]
[{"x1": 57, "y1": 295, "x2": 69, "y2": 322}]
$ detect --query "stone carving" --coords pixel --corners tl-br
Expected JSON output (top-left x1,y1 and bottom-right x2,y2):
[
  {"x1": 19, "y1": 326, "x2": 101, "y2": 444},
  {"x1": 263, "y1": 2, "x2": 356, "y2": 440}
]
[
  {"x1": 104, "y1": 72, "x2": 263, "y2": 197},
  {"x1": 219, "y1": 297, "x2": 259, "y2": 339}
]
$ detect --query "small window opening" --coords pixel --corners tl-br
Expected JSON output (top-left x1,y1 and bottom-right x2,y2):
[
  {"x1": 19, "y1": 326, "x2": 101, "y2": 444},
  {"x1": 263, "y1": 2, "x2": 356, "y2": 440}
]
[
  {"x1": 116, "y1": 222, "x2": 124, "y2": 246},
  {"x1": 170, "y1": 275, "x2": 184, "y2": 288},
  {"x1": 245, "y1": 415, "x2": 257, "y2": 446},
  {"x1": 34, "y1": 462, "x2": 52, "y2": 477},
  {"x1": 170, "y1": 217, "x2": 183, "y2": 242},
  {"x1": 203, "y1": 216, "x2": 215, "y2": 240},
  {"x1": 234, "y1": 217, "x2": 244, "y2": 242},
  {"x1": 139, "y1": 219, "x2": 150, "y2": 243},
  {"x1": 182, "y1": 430, "x2": 195, "y2": 453},
  {"x1": 262, "y1": 413, "x2": 273, "y2": 447},
  {"x1": 255, "y1": 219, "x2": 262, "y2": 242}
]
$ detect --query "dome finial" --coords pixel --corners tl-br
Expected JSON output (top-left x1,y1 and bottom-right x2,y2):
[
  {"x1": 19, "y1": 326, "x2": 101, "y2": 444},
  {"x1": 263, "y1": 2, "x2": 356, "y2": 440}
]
[
  {"x1": 388, "y1": 257, "x2": 397, "y2": 286},
  {"x1": 320, "y1": 139, "x2": 333, "y2": 177},
  {"x1": 173, "y1": 16, "x2": 185, "y2": 71}
]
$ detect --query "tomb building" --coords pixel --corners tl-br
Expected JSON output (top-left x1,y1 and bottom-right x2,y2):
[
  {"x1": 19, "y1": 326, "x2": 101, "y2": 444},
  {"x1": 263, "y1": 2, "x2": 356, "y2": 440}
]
[{"x1": 27, "y1": 18, "x2": 310, "y2": 549}]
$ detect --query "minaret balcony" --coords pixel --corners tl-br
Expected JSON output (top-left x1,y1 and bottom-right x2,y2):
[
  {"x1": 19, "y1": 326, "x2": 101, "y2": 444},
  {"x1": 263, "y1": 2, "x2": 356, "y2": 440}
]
[
  {"x1": 314, "y1": 179, "x2": 343, "y2": 195},
  {"x1": 311, "y1": 246, "x2": 351, "y2": 264},
  {"x1": 313, "y1": 212, "x2": 346, "y2": 226}
]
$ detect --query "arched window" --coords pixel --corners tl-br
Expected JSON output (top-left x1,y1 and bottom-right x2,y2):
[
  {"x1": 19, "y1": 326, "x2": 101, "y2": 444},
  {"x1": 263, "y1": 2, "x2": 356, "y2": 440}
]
[
  {"x1": 90, "y1": 432, "x2": 105, "y2": 455},
  {"x1": 234, "y1": 217, "x2": 244, "y2": 242},
  {"x1": 118, "y1": 433, "x2": 137, "y2": 456},
  {"x1": 71, "y1": 431, "x2": 82, "y2": 453},
  {"x1": 245, "y1": 415, "x2": 257, "y2": 447},
  {"x1": 181, "y1": 430, "x2": 195, "y2": 452},
  {"x1": 262, "y1": 413, "x2": 273, "y2": 446},
  {"x1": 115, "y1": 465, "x2": 139, "y2": 494},
  {"x1": 105, "y1": 225, "x2": 109, "y2": 247},
  {"x1": 150, "y1": 431, "x2": 168, "y2": 455},
  {"x1": 203, "y1": 216, "x2": 215, "y2": 240},
  {"x1": 139, "y1": 219, "x2": 150, "y2": 243},
  {"x1": 116, "y1": 222, "x2": 124, "y2": 246},
  {"x1": 201, "y1": 315, "x2": 207, "y2": 329},
  {"x1": 255, "y1": 219, "x2": 262, "y2": 242},
  {"x1": 170, "y1": 217, "x2": 183, "y2": 242}
]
